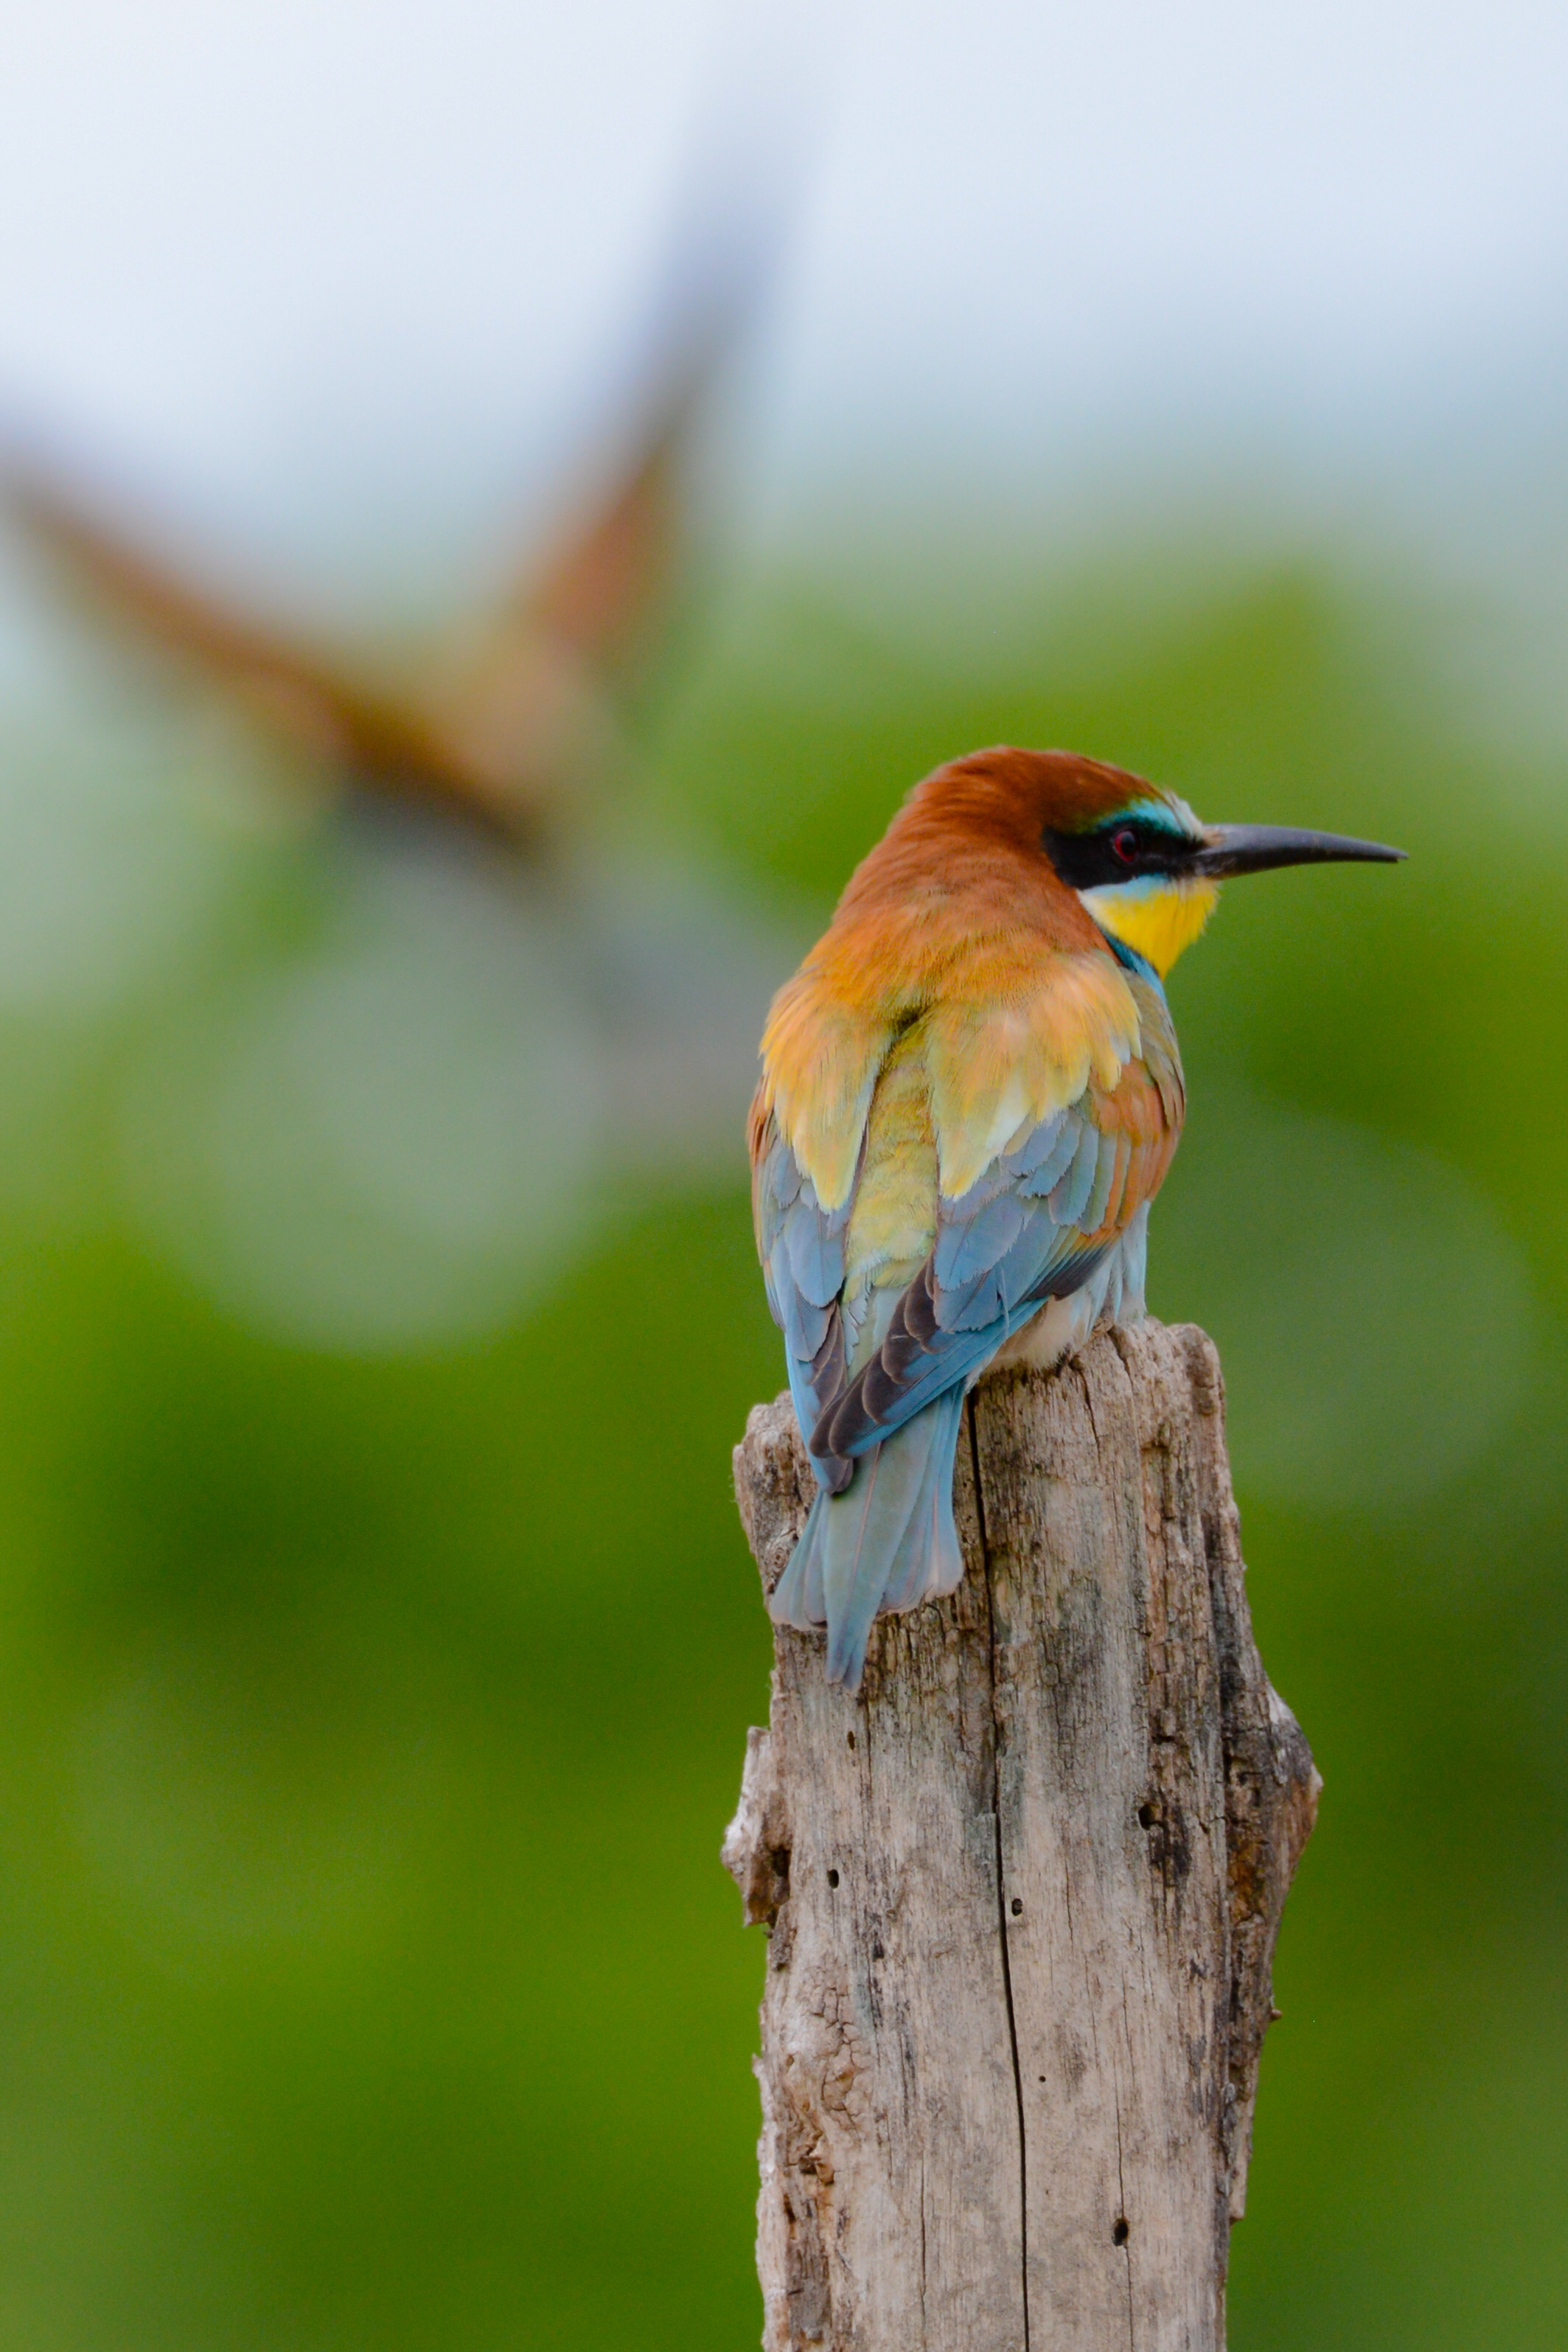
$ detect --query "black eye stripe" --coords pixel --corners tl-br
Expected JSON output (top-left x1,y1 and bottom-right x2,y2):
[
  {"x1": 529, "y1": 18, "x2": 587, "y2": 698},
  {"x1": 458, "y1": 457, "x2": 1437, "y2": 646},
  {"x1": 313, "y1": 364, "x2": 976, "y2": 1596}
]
[{"x1": 1042, "y1": 817, "x2": 1198, "y2": 890}]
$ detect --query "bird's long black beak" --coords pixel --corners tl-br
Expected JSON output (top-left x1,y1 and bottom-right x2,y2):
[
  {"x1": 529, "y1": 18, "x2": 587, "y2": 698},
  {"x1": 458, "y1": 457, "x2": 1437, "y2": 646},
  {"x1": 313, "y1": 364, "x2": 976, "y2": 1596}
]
[{"x1": 1193, "y1": 824, "x2": 1407, "y2": 879}]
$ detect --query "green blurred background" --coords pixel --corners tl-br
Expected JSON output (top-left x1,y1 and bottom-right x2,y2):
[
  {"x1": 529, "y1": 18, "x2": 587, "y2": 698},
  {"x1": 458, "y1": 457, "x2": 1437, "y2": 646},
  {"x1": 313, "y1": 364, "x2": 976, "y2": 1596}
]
[
  {"x1": 0, "y1": 552, "x2": 1562, "y2": 2348},
  {"x1": 3, "y1": 0, "x2": 1568, "y2": 2342}
]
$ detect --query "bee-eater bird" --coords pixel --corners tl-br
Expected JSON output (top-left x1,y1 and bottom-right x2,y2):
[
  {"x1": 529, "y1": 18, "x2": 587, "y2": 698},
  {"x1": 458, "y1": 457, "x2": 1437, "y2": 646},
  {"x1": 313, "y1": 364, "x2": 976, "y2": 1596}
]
[{"x1": 750, "y1": 745, "x2": 1404, "y2": 1691}]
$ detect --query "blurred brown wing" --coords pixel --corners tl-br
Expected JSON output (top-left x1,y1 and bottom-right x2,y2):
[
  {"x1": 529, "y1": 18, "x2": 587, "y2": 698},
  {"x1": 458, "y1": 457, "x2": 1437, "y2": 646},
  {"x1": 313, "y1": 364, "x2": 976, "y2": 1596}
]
[
  {"x1": 3, "y1": 456, "x2": 551, "y2": 856},
  {"x1": 520, "y1": 387, "x2": 689, "y2": 674},
  {"x1": 458, "y1": 292, "x2": 738, "y2": 765},
  {"x1": 424, "y1": 382, "x2": 700, "y2": 808}
]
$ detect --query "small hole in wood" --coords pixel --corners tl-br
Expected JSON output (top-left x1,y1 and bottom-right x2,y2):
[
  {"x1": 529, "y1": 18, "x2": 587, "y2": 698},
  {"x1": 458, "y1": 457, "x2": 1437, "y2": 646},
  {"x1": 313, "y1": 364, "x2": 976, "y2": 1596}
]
[
  {"x1": 827, "y1": 1869, "x2": 840, "y2": 1889},
  {"x1": 846, "y1": 1731, "x2": 856, "y2": 1750},
  {"x1": 1137, "y1": 1802, "x2": 1157, "y2": 1829},
  {"x1": 1113, "y1": 2219, "x2": 1130, "y2": 2247},
  {"x1": 1009, "y1": 1897, "x2": 1023, "y2": 1916},
  {"x1": 871, "y1": 1938, "x2": 885, "y2": 1960}
]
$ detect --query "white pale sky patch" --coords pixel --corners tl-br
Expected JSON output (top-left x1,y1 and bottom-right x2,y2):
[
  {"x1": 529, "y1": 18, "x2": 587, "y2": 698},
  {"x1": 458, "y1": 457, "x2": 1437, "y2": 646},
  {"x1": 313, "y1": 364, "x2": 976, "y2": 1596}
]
[{"x1": 0, "y1": 0, "x2": 1562, "y2": 592}]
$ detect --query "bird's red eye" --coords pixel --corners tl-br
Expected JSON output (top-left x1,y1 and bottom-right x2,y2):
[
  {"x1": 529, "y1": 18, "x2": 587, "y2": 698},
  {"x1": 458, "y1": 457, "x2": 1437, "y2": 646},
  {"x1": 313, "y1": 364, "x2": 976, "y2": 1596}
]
[{"x1": 1111, "y1": 827, "x2": 1139, "y2": 865}]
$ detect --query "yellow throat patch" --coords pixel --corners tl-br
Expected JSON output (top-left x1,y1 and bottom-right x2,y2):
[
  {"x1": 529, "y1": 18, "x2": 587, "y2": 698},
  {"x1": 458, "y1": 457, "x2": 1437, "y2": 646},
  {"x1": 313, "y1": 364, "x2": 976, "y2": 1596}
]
[{"x1": 1079, "y1": 875, "x2": 1219, "y2": 979}]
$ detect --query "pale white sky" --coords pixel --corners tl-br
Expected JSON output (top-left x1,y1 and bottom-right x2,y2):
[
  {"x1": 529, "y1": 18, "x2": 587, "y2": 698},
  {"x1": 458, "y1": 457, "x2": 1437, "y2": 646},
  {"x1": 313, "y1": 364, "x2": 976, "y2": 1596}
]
[{"x1": 0, "y1": 0, "x2": 1564, "y2": 586}]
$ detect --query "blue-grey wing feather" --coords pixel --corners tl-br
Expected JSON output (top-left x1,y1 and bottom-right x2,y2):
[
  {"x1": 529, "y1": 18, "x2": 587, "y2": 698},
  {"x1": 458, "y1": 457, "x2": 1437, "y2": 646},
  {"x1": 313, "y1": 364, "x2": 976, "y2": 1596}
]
[
  {"x1": 816, "y1": 1091, "x2": 1127, "y2": 1461},
  {"x1": 755, "y1": 1123, "x2": 855, "y2": 1486}
]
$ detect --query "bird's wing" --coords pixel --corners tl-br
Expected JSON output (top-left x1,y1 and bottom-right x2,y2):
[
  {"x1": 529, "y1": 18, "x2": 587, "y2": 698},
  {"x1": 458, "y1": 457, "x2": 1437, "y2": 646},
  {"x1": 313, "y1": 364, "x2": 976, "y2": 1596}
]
[
  {"x1": 423, "y1": 387, "x2": 698, "y2": 825},
  {"x1": 3, "y1": 454, "x2": 549, "y2": 854},
  {"x1": 750, "y1": 1095, "x2": 856, "y2": 1475},
  {"x1": 816, "y1": 964, "x2": 1183, "y2": 1464},
  {"x1": 445, "y1": 277, "x2": 741, "y2": 779},
  {"x1": 476, "y1": 109, "x2": 790, "y2": 697},
  {"x1": 512, "y1": 387, "x2": 690, "y2": 681},
  {"x1": 750, "y1": 950, "x2": 905, "y2": 1478}
]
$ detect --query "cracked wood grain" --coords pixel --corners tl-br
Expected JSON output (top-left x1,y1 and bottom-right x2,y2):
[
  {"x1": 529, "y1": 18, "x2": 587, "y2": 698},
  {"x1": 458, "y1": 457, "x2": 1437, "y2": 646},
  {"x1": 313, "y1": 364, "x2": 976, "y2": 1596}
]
[{"x1": 723, "y1": 1320, "x2": 1319, "y2": 2352}]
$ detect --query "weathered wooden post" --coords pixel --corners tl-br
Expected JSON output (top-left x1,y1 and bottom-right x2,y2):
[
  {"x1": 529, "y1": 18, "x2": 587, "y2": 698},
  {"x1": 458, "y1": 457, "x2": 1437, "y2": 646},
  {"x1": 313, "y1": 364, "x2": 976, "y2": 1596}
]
[{"x1": 723, "y1": 1319, "x2": 1319, "y2": 2352}]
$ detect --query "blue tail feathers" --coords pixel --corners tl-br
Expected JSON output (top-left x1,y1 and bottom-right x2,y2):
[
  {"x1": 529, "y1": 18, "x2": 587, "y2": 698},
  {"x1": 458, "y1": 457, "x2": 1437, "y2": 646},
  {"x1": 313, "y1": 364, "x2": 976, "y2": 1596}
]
[{"x1": 768, "y1": 1388, "x2": 969, "y2": 1692}]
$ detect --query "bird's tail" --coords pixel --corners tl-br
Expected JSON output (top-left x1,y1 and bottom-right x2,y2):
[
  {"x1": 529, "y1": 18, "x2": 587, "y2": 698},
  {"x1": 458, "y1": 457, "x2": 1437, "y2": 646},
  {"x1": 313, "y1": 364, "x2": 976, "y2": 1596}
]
[{"x1": 769, "y1": 1387, "x2": 967, "y2": 1691}]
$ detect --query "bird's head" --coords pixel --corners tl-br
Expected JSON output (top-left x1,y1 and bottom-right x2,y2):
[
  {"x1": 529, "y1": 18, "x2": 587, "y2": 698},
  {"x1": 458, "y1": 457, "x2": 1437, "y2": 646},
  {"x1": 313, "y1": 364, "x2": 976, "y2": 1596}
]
[{"x1": 916, "y1": 748, "x2": 1405, "y2": 979}]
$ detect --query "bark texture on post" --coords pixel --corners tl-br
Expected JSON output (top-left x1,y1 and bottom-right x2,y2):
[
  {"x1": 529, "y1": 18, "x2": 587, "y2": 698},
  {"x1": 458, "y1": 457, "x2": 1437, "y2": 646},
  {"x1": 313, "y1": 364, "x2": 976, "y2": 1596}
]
[{"x1": 722, "y1": 1319, "x2": 1319, "y2": 2352}]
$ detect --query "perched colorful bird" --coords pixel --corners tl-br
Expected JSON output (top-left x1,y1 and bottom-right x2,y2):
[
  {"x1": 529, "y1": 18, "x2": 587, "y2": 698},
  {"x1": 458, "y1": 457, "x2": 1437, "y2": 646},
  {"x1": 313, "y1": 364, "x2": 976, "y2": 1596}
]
[{"x1": 750, "y1": 745, "x2": 1404, "y2": 1689}]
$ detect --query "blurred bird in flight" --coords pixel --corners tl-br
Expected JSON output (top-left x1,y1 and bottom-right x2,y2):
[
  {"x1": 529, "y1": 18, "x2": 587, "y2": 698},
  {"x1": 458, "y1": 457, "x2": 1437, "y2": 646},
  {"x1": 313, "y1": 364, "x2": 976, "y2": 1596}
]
[
  {"x1": 0, "y1": 234, "x2": 798, "y2": 1200},
  {"x1": 751, "y1": 746, "x2": 1404, "y2": 1690},
  {"x1": 0, "y1": 13, "x2": 822, "y2": 1349},
  {"x1": 0, "y1": 2, "x2": 809, "y2": 875},
  {"x1": 0, "y1": 347, "x2": 702, "y2": 862}
]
